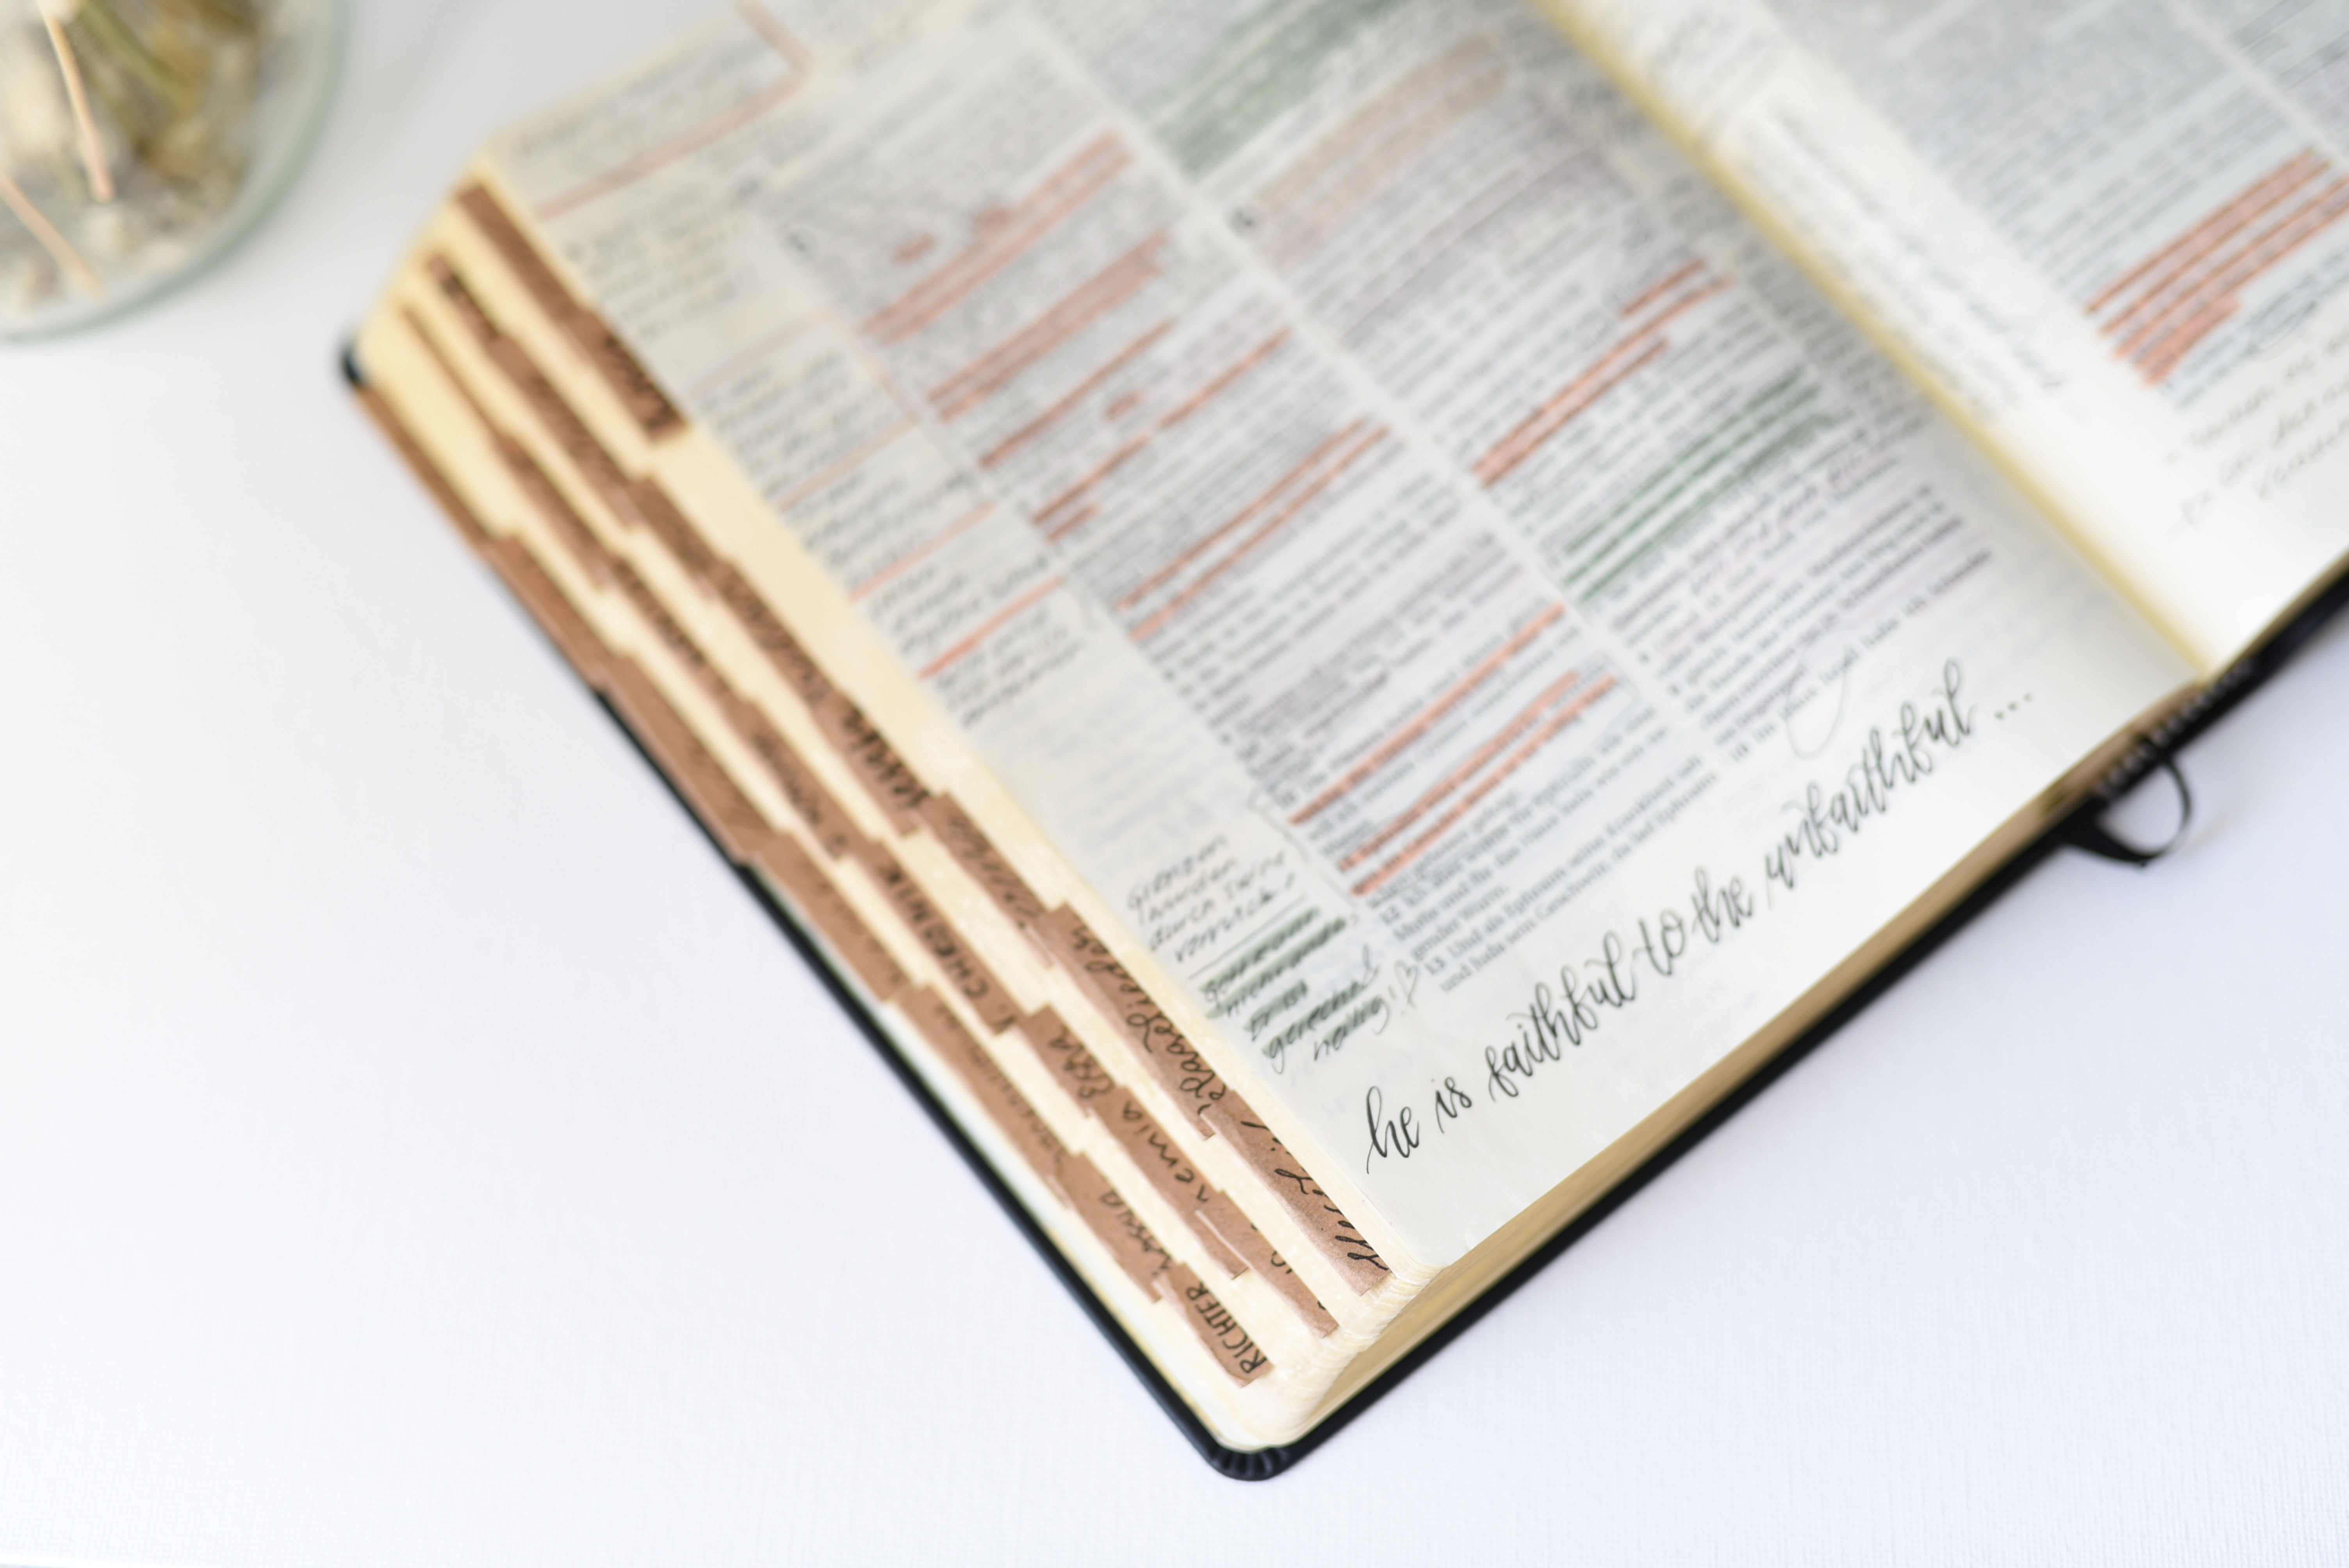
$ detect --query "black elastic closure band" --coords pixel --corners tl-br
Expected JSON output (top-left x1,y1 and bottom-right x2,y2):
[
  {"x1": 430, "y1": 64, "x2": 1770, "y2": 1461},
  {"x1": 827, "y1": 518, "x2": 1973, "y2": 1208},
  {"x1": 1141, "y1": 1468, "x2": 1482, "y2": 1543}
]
[{"x1": 2064, "y1": 755, "x2": 2193, "y2": 866}]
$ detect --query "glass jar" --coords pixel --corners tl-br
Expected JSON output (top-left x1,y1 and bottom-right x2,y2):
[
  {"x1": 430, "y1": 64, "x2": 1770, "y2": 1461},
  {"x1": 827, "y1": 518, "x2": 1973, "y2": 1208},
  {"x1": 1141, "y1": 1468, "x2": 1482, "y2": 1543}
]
[{"x1": 0, "y1": 0, "x2": 342, "y2": 338}]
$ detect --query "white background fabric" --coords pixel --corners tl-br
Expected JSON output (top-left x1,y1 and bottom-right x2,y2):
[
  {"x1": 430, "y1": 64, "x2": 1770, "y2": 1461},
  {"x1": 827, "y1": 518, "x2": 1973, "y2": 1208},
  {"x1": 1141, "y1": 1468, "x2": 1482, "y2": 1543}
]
[{"x1": 2, "y1": 2, "x2": 2344, "y2": 1562}]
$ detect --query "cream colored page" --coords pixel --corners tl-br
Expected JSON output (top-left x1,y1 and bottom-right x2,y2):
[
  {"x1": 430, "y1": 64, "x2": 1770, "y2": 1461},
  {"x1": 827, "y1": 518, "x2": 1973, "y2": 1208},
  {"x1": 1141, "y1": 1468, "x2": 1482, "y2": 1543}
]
[
  {"x1": 1551, "y1": 0, "x2": 2349, "y2": 672},
  {"x1": 482, "y1": 0, "x2": 2185, "y2": 1263}
]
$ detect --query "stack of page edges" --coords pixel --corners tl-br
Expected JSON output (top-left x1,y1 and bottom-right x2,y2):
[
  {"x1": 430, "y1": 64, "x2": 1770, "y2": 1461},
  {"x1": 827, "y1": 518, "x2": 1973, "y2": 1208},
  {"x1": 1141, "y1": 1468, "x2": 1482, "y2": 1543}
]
[{"x1": 353, "y1": 176, "x2": 1413, "y2": 1457}]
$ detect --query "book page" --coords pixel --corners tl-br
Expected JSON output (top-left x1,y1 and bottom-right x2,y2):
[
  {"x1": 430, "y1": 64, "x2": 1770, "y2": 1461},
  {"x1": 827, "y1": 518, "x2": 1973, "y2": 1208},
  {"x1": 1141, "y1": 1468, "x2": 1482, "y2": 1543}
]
[
  {"x1": 476, "y1": 0, "x2": 2188, "y2": 1265},
  {"x1": 1550, "y1": 0, "x2": 2349, "y2": 673}
]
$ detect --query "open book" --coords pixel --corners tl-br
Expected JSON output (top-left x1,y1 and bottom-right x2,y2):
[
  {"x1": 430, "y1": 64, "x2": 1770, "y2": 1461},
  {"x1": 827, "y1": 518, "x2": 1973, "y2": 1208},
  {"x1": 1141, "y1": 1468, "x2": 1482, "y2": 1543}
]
[{"x1": 349, "y1": 0, "x2": 2349, "y2": 1474}]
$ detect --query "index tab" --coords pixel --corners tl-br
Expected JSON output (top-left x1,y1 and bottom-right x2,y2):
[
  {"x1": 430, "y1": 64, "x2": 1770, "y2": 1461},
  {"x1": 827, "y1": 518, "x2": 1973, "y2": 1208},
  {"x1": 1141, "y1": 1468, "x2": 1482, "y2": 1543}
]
[
  {"x1": 1164, "y1": 1263, "x2": 1274, "y2": 1386},
  {"x1": 711, "y1": 686, "x2": 860, "y2": 861},
  {"x1": 456, "y1": 182, "x2": 686, "y2": 440},
  {"x1": 1107, "y1": 1093, "x2": 1246, "y2": 1279},
  {"x1": 1195, "y1": 1188, "x2": 1338, "y2": 1337},
  {"x1": 494, "y1": 430, "x2": 615, "y2": 584},
  {"x1": 602, "y1": 656, "x2": 773, "y2": 867},
  {"x1": 902, "y1": 987, "x2": 1070, "y2": 1204},
  {"x1": 1203, "y1": 1094, "x2": 1390, "y2": 1296},
  {"x1": 485, "y1": 536, "x2": 613, "y2": 690},
  {"x1": 858, "y1": 843, "x2": 1023, "y2": 1032},
  {"x1": 915, "y1": 794, "x2": 1050, "y2": 928},
  {"x1": 814, "y1": 693, "x2": 930, "y2": 830},
  {"x1": 1035, "y1": 907, "x2": 1228, "y2": 1133},
  {"x1": 756, "y1": 833, "x2": 907, "y2": 1002},
  {"x1": 703, "y1": 559, "x2": 836, "y2": 711},
  {"x1": 1010, "y1": 1007, "x2": 1121, "y2": 1117},
  {"x1": 427, "y1": 254, "x2": 643, "y2": 529},
  {"x1": 624, "y1": 477, "x2": 724, "y2": 589},
  {"x1": 556, "y1": 532, "x2": 857, "y2": 863},
  {"x1": 608, "y1": 554, "x2": 721, "y2": 696},
  {"x1": 1063, "y1": 1154, "x2": 1176, "y2": 1299}
]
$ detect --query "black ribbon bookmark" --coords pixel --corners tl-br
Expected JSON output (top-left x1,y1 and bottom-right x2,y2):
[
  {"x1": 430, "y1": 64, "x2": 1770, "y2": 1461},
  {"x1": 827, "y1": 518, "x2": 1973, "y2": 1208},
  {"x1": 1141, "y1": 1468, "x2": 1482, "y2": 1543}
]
[{"x1": 2063, "y1": 754, "x2": 2194, "y2": 866}]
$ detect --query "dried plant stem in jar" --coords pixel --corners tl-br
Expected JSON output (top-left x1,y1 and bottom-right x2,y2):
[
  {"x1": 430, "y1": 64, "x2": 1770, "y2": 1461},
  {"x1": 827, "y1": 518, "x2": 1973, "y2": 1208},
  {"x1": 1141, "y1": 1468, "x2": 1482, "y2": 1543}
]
[{"x1": 0, "y1": 0, "x2": 331, "y2": 334}]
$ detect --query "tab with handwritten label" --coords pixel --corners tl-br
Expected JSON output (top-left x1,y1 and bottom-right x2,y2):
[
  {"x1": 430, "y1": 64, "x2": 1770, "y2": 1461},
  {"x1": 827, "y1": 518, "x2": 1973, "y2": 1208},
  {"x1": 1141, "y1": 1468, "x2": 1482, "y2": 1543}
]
[
  {"x1": 1035, "y1": 906, "x2": 1227, "y2": 1131},
  {"x1": 1194, "y1": 1188, "x2": 1338, "y2": 1336},
  {"x1": 1164, "y1": 1263, "x2": 1274, "y2": 1385},
  {"x1": 860, "y1": 842, "x2": 1023, "y2": 1031},
  {"x1": 602, "y1": 656, "x2": 774, "y2": 867},
  {"x1": 456, "y1": 182, "x2": 685, "y2": 440},
  {"x1": 1204, "y1": 1094, "x2": 1388, "y2": 1295},
  {"x1": 1062, "y1": 1154, "x2": 1176, "y2": 1298},
  {"x1": 902, "y1": 987, "x2": 1070, "y2": 1203},
  {"x1": 1107, "y1": 1093, "x2": 1246, "y2": 1277},
  {"x1": 757, "y1": 833, "x2": 908, "y2": 1002},
  {"x1": 1011, "y1": 1007, "x2": 1121, "y2": 1116},
  {"x1": 917, "y1": 793, "x2": 1052, "y2": 928}
]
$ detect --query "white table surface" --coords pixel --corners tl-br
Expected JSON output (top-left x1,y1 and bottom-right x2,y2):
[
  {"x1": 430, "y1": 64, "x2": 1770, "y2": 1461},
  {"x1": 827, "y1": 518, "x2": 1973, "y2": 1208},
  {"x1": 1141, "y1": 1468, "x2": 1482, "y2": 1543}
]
[{"x1": 4, "y1": 4, "x2": 2346, "y2": 1563}]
